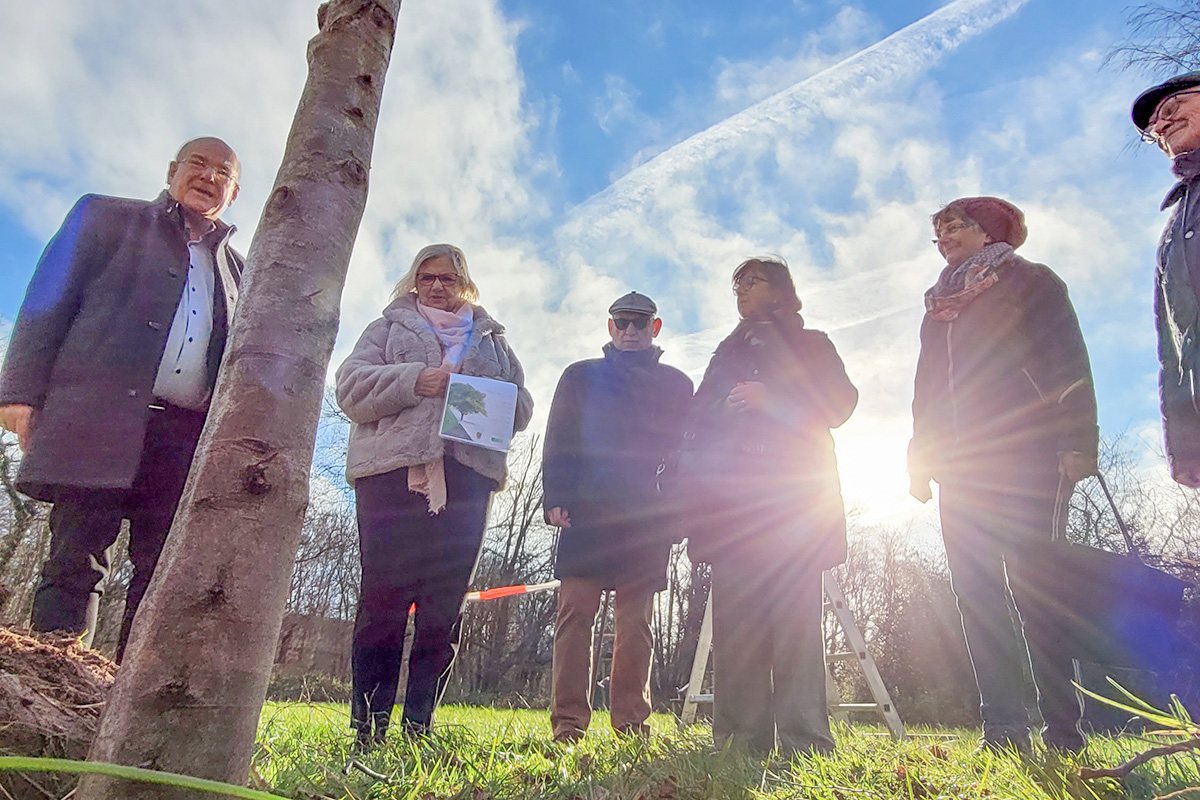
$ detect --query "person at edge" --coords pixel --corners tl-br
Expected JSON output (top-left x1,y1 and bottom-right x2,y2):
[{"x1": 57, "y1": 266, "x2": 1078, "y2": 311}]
[
  {"x1": 684, "y1": 257, "x2": 857, "y2": 757},
  {"x1": 1133, "y1": 72, "x2": 1200, "y2": 488},
  {"x1": 0, "y1": 137, "x2": 243, "y2": 661},
  {"x1": 908, "y1": 197, "x2": 1098, "y2": 754},
  {"x1": 335, "y1": 243, "x2": 533, "y2": 750},
  {"x1": 542, "y1": 291, "x2": 693, "y2": 743}
]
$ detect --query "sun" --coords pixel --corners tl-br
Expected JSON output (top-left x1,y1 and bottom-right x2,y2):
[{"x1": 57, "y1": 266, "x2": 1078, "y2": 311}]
[{"x1": 831, "y1": 422, "x2": 925, "y2": 526}]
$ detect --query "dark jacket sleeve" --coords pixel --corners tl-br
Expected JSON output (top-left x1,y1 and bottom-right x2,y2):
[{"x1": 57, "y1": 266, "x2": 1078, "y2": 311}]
[
  {"x1": 908, "y1": 316, "x2": 940, "y2": 481},
  {"x1": 777, "y1": 331, "x2": 857, "y2": 430},
  {"x1": 1021, "y1": 265, "x2": 1098, "y2": 459},
  {"x1": 0, "y1": 196, "x2": 111, "y2": 408},
  {"x1": 1156, "y1": 272, "x2": 1200, "y2": 477},
  {"x1": 542, "y1": 365, "x2": 583, "y2": 512}
]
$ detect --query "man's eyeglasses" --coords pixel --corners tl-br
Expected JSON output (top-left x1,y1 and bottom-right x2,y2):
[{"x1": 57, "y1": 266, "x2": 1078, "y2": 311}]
[
  {"x1": 1143, "y1": 89, "x2": 1200, "y2": 142},
  {"x1": 612, "y1": 316, "x2": 652, "y2": 330},
  {"x1": 182, "y1": 155, "x2": 236, "y2": 183},
  {"x1": 417, "y1": 273, "x2": 460, "y2": 287}
]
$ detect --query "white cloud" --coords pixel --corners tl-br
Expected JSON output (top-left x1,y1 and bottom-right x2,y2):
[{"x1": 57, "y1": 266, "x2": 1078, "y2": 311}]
[{"x1": 1, "y1": 0, "x2": 1181, "y2": 520}]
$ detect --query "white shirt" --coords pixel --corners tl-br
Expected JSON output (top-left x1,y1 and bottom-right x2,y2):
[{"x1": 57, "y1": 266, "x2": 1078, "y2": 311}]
[{"x1": 153, "y1": 232, "x2": 217, "y2": 409}]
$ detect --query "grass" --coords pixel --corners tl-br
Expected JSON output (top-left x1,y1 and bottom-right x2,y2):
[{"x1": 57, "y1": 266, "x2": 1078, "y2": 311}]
[{"x1": 250, "y1": 704, "x2": 1200, "y2": 799}]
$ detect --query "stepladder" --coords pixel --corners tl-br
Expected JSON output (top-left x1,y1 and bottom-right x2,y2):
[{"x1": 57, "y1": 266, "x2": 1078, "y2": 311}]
[{"x1": 679, "y1": 570, "x2": 906, "y2": 740}]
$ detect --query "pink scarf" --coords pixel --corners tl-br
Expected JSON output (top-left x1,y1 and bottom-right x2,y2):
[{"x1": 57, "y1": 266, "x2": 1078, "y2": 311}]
[
  {"x1": 924, "y1": 242, "x2": 1012, "y2": 322},
  {"x1": 410, "y1": 301, "x2": 474, "y2": 513}
]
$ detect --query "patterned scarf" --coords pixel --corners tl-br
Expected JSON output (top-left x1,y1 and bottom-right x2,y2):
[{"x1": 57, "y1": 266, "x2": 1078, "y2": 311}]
[
  {"x1": 924, "y1": 242, "x2": 1013, "y2": 322},
  {"x1": 410, "y1": 301, "x2": 475, "y2": 513}
]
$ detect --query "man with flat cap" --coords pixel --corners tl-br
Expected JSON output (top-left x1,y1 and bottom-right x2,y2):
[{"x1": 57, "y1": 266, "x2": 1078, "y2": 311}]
[
  {"x1": 0, "y1": 137, "x2": 243, "y2": 659},
  {"x1": 1134, "y1": 73, "x2": 1200, "y2": 487},
  {"x1": 542, "y1": 291, "x2": 693, "y2": 742}
]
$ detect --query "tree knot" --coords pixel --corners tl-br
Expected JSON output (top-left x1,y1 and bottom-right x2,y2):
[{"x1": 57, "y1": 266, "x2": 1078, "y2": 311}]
[{"x1": 242, "y1": 452, "x2": 278, "y2": 496}]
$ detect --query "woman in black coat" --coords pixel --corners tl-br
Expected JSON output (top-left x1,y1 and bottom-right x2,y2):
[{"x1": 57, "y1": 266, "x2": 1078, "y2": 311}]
[
  {"x1": 685, "y1": 256, "x2": 857, "y2": 757},
  {"x1": 908, "y1": 196, "x2": 1098, "y2": 753}
]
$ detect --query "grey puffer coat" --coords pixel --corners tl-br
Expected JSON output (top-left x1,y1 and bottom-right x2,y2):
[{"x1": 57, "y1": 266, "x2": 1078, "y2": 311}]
[{"x1": 335, "y1": 293, "x2": 533, "y2": 487}]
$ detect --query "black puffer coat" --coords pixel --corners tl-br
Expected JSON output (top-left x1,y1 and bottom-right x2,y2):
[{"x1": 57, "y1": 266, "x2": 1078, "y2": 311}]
[
  {"x1": 909, "y1": 252, "x2": 1097, "y2": 491},
  {"x1": 542, "y1": 344, "x2": 694, "y2": 590},
  {"x1": 683, "y1": 314, "x2": 857, "y2": 570}
]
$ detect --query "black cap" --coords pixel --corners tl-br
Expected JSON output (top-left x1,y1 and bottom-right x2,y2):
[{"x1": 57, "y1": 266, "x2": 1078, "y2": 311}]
[
  {"x1": 608, "y1": 291, "x2": 657, "y2": 316},
  {"x1": 1133, "y1": 71, "x2": 1200, "y2": 130}
]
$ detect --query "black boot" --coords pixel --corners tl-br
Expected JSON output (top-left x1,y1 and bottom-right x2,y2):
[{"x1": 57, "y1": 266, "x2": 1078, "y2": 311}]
[
  {"x1": 371, "y1": 711, "x2": 391, "y2": 747},
  {"x1": 351, "y1": 717, "x2": 373, "y2": 753}
]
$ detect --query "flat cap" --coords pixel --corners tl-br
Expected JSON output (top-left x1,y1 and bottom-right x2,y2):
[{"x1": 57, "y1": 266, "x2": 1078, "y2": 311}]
[
  {"x1": 1133, "y1": 71, "x2": 1200, "y2": 130},
  {"x1": 608, "y1": 291, "x2": 657, "y2": 316}
]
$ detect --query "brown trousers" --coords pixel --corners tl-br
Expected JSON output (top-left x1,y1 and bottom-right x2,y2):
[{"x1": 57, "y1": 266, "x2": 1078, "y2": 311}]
[{"x1": 551, "y1": 577, "x2": 655, "y2": 738}]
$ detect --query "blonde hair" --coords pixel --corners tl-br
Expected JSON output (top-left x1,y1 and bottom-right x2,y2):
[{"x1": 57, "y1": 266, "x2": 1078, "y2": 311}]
[{"x1": 390, "y1": 243, "x2": 480, "y2": 303}]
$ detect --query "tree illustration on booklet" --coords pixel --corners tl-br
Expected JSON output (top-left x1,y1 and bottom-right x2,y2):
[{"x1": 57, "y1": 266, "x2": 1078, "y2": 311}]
[{"x1": 444, "y1": 381, "x2": 489, "y2": 440}]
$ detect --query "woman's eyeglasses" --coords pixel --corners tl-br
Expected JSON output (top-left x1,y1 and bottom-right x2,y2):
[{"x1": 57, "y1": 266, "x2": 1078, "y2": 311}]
[
  {"x1": 417, "y1": 273, "x2": 459, "y2": 287},
  {"x1": 612, "y1": 316, "x2": 651, "y2": 330},
  {"x1": 931, "y1": 221, "x2": 975, "y2": 244},
  {"x1": 733, "y1": 275, "x2": 770, "y2": 294}
]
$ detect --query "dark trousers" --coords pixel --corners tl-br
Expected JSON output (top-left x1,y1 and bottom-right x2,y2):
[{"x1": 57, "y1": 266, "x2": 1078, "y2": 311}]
[
  {"x1": 30, "y1": 403, "x2": 205, "y2": 661},
  {"x1": 711, "y1": 558, "x2": 832, "y2": 756},
  {"x1": 350, "y1": 458, "x2": 494, "y2": 735},
  {"x1": 940, "y1": 474, "x2": 1084, "y2": 748}
]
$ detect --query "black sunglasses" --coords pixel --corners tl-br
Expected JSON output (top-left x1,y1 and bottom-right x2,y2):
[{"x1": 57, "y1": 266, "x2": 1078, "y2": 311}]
[{"x1": 612, "y1": 316, "x2": 651, "y2": 330}]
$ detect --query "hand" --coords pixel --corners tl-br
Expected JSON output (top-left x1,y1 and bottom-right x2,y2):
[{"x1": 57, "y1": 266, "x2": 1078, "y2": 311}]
[
  {"x1": 1058, "y1": 450, "x2": 1098, "y2": 483},
  {"x1": 545, "y1": 507, "x2": 571, "y2": 528},
  {"x1": 909, "y1": 474, "x2": 933, "y2": 504},
  {"x1": 0, "y1": 404, "x2": 34, "y2": 451},
  {"x1": 725, "y1": 382, "x2": 768, "y2": 413},
  {"x1": 414, "y1": 368, "x2": 451, "y2": 398},
  {"x1": 1173, "y1": 461, "x2": 1200, "y2": 488}
]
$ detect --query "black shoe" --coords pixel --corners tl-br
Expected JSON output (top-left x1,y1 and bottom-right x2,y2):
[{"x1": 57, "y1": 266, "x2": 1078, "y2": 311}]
[
  {"x1": 352, "y1": 718, "x2": 374, "y2": 753},
  {"x1": 1042, "y1": 730, "x2": 1085, "y2": 755},
  {"x1": 371, "y1": 712, "x2": 390, "y2": 747},
  {"x1": 977, "y1": 734, "x2": 1032, "y2": 757}
]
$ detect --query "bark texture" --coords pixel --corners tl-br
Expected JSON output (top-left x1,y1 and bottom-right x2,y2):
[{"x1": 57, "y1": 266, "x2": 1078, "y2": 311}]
[{"x1": 77, "y1": 2, "x2": 402, "y2": 797}]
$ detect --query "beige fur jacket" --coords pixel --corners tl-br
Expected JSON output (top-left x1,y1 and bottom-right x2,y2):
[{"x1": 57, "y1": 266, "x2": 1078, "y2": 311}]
[{"x1": 335, "y1": 293, "x2": 533, "y2": 487}]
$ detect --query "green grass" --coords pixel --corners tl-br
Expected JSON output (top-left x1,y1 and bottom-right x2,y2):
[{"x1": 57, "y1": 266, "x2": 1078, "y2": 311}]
[{"x1": 250, "y1": 704, "x2": 1200, "y2": 799}]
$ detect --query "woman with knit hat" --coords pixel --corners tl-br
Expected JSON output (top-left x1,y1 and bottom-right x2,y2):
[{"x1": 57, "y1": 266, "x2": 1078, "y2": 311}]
[{"x1": 908, "y1": 197, "x2": 1099, "y2": 754}]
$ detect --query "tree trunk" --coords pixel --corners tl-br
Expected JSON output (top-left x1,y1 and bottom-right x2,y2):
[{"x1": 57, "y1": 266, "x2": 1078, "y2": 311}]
[{"x1": 78, "y1": 1, "x2": 401, "y2": 797}]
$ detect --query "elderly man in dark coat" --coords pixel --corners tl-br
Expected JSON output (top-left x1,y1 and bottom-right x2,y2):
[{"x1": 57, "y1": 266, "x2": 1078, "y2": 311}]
[
  {"x1": 0, "y1": 137, "x2": 243, "y2": 659},
  {"x1": 1133, "y1": 73, "x2": 1200, "y2": 488},
  {"x1": 542, "y1": 291, "x2": 693, "y2": 742}
]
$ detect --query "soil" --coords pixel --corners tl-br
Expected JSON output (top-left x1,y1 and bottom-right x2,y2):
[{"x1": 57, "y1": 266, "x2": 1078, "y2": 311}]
[{"x1": 0, "y1": 626, "x2": 115, "y2": 798}]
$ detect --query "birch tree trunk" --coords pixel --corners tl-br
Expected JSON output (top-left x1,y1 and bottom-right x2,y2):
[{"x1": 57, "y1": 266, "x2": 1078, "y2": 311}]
[{"x1": 78, "y1": 1, "x2": 401, "y2": 796}]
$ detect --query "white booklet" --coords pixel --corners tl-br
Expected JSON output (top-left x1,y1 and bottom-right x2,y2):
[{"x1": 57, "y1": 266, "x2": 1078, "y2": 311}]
[{"x1": 439, "y1": 373, "x2": 518, "y2": 452}]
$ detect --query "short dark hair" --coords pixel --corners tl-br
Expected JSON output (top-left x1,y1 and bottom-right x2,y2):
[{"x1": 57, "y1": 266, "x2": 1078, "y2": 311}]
[{"x1": 732, "y1": 256, "x2": 802, "y2": 314}]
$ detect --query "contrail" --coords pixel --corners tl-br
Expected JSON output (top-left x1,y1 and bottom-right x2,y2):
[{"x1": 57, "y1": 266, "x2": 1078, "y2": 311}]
[{"x1": 559, "y1": 0, "x2": 1029, "y2": 235}]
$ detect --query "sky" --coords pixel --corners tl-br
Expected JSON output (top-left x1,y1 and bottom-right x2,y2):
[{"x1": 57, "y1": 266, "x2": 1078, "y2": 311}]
[{"x1": 0, "y1": 0, "x2": 1185, "y2": 528}]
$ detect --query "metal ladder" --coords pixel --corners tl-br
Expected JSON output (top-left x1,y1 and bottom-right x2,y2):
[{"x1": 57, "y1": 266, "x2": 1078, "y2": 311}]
[{"x1": 679, "y1": 570, "x2": 906, "y2": 739}]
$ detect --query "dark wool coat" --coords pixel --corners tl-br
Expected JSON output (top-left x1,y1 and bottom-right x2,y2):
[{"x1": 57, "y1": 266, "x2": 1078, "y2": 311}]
[
  {"x1": 683, "y1": 314, "x2": 857, "y2": 571},
  {"x1": 1155, "y1": 151, "x2": 1200, "y2": 481},
  {"x1": 0, "y1": 191, "x2": 242, "y2": 501},
  {"x1": 908, "y1": 252, "x2": 1097, "y2": 496},
  {"x1": 542, "y1": 344, "x2": 694, "y2": 590}
]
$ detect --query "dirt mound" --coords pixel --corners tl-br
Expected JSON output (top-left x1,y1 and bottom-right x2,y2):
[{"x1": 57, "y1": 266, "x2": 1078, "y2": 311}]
[{"x1": 0, "y1": 626, "x2": 115, "y2": 797}]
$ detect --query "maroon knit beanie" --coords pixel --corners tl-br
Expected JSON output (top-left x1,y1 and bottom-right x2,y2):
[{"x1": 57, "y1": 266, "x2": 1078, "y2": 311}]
[{"x1": 945, "y1": 197, "x2": 1028, "y2": 249}]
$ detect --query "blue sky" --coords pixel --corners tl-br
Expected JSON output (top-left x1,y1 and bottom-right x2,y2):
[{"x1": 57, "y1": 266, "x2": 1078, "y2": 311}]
[{"x1": 0, "y1": 0, "x2": 1184, "y2": 523}]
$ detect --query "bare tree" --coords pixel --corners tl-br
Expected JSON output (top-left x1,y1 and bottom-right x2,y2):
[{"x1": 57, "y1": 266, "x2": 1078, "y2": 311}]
[
  {"x1": 78, "y1": 2, "x2": 403, "y2": 797},
  {"x1": 1107, "y1": 1, "x2": 1200, "y2": 76}
]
